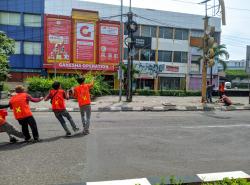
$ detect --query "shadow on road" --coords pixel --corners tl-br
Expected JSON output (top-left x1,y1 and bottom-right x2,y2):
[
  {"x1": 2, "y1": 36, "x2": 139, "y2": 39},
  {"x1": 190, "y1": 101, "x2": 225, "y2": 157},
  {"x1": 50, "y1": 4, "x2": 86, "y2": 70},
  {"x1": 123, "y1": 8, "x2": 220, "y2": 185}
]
[
  {"x1": 0, "y1": 132, "x2": 85, "y2": 151},
  {"x1": 201, "y1": 111, "x2": 231, "y2": 119}
]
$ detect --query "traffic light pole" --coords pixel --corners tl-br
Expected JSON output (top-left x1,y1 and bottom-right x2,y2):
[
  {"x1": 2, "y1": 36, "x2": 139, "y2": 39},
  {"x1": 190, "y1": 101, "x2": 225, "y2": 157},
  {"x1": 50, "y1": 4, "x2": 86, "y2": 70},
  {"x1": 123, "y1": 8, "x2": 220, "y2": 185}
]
[{"x1": 126, "y1": 12, "x2": 134, "y2": 102}]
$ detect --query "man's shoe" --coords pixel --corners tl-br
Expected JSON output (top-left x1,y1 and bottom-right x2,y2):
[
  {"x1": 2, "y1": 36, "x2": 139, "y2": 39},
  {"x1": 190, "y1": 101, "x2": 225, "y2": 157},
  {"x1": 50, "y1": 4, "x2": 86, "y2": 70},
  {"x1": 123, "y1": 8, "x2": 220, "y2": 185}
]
[
  {"x1": 25, "y1": 138, "x2": 32, "y2": 142},
  {"x1": 83, "y1": 130, "x2": 89, "y2": 135},
  {"x1": 10, "y1": 137, "x2": 18, "y2": 143},
  {"x1": 66, "y1": 132, "x2": 72, "y2": 137},
  {"x1": 74, "y1": 128, "x2": 80, "y2": 132},
  {"x1": 33, "y1": 138, "x2": 42, "y2": 143}
]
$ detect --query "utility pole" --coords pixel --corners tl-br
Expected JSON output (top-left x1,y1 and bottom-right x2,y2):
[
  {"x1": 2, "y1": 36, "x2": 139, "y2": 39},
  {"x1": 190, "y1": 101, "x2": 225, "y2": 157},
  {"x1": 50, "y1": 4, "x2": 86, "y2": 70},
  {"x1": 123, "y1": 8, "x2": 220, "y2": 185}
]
[
  {"x1": 125, "y1": 0, "x2": 137, "y2": 102},
  {"x1": 200, "y1": 0, "x2": 226, "y2": 103},
  {"x1": 118, "y1": 0, "x2": 123, "y2": 102},
  {"x1": 201, "y1": 0, "x2": 210, "y2": 103}
]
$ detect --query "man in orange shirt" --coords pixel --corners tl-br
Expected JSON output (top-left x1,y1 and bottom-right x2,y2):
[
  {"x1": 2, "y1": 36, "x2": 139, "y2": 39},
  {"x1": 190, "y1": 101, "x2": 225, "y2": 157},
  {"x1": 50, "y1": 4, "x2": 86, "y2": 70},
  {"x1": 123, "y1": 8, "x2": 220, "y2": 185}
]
[
  {"x1": 73, "y1": 77, "x2": 94, "y2": 135},
  {"x1": 218, "y1": 82, "x2": 225, "y2": 98},
  {"x1": 44, "y1": 81, "x2": 79, "y2": 136},
  {"x1": 0, "y1": 106, "x2": 24, "y2": 143},
  {"x1": 9, "y1": 86, "x2": 43, "y2": 142}
]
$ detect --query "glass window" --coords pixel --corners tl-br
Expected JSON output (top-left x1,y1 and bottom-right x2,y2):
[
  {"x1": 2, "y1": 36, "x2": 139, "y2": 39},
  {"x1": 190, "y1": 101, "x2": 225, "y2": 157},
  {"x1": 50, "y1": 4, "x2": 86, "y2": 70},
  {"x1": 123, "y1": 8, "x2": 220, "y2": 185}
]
[
  {"x1": 158, "y1": 50, "x2": 172, "y2": 62},
  {"x1": 24, "y1": 42, "x2": 41, "y2": 55},
  {"x1": 175, "y1": 28, "x2": 189, "y2": 40},
  {"x1": 150, "y1": 26, "x2": 157, "y2": 37},
  {"x1": 141, "y1": 25, "x2": 151, "y2": 37},
  {"x1": 14, "y1": 41, "x2": 21, "y2": 54},
  {"x1": 0, "y1": 12, "x2": 21, "y2": 26},
  {"x1": 159, "y1": 27, "x2": 173, "y2": 39},
  {"x1": 141, "y1": 25, "x2": 157, "y2": 37},
  {"x1": 24, "y1": 14, "x2": 41, "y2": 27},
  {"x1": 190, "y1": 30, "x2": 203, "y2": 37},
  {"x1": 140, "y1": 49, "x2": 155, "y2": 61},
  {"x1": 174, "y1": 51, "x2": 188, "y2": 63}
]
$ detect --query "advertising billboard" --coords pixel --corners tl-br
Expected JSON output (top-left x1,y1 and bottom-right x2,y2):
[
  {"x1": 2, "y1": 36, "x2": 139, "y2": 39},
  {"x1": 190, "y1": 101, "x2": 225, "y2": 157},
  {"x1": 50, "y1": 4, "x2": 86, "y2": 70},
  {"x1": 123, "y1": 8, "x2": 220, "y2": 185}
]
[
  {"x1": 99, "y1": 22, "x2": 120, "y2": 64},
  {"x1": 45, "y1": 16, "x2": 71, "y2": 63},
  {"x1": 74, "y1": 21, "x2": 96, "y2": 63}
]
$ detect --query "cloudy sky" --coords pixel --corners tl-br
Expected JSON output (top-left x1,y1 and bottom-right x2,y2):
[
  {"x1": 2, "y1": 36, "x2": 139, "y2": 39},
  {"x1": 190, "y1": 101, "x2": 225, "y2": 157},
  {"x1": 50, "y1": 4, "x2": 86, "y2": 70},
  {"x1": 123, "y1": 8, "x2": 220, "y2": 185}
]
[{"x1": 82, "y1": 0, "x2": 250, "y2": 60}]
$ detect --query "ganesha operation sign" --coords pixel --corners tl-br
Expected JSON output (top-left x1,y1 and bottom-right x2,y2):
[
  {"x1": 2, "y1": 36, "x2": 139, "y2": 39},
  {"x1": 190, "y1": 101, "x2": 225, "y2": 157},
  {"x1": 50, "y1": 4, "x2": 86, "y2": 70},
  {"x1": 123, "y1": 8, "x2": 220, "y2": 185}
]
[
  {"x1": 44, "y1": 63, "x2": 115, "y2": 71},
  {"x1": 75, "y1": 22, "x2": 95, "y2": 62}
]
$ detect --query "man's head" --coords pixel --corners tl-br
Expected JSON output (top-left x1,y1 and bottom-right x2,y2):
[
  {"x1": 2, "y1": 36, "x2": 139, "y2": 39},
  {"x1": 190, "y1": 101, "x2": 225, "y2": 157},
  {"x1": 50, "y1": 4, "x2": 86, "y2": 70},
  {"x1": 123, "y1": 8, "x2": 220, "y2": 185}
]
[
  {"x1": 52, "y1": 81, "x2": 61, "y2": 90},
  {"x1": 76, "y1": 77, "x2": 85, "y2": 85},
  {"x1": 15, "y1": 85, "x2": 25, "y2": 93}
]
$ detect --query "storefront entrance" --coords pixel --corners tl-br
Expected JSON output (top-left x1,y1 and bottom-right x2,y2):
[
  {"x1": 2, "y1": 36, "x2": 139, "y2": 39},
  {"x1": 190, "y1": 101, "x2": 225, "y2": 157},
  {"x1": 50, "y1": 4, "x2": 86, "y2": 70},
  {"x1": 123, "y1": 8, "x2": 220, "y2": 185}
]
[
  {"x1": 136, "y1": 79, "x2": 154, "y2": 90},
  {"x1": 160, "y1": 77, "x2": 183, "y2": 90}
]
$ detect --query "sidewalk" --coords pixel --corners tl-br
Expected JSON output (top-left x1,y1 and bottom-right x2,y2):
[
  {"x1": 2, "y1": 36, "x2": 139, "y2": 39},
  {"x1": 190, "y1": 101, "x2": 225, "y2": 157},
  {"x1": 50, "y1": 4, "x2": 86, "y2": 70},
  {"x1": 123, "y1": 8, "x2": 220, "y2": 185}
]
[{"x1": 1, "y1": 95, "x2": 250, "y2": 112}]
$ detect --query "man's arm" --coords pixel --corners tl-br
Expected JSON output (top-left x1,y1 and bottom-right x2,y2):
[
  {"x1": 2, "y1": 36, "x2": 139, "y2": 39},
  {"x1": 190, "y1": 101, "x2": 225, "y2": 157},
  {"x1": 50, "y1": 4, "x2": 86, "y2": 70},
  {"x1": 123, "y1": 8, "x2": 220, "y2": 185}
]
[
  {"x1": 44, "y1": 92, "x2": 52, "y2": 101},
  {"x1": 64, "y1": 91, "x2": 69, "y2": 100},
  {"x1": 27, "y1": 95, "x2": 43, "y2": 103}
]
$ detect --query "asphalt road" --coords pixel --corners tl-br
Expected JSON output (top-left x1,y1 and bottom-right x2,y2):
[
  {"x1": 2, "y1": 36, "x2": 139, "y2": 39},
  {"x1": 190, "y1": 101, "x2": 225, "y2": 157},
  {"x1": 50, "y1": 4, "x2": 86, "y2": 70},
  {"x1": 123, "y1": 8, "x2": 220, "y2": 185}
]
[{"x1": 0, "y1": 111, "x2": 250, "y2": 185}]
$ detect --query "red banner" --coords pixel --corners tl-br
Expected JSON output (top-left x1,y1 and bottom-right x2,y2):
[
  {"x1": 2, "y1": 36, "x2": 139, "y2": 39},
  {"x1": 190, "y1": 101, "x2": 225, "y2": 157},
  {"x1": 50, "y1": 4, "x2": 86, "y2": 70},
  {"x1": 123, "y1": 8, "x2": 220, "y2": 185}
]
[
  {"x1": 166, "y1": 65, "x2": 179, "y2": 72},
  {"x1": 75, "y1": 22, "x2": 95, "y2": 62},
  {"x1": 43, "y1": 63, "x2": 115, "y2": 71},
  {"x1": 46, "y1": 17, "x2": 71, "y2": 63},
  {"x1": 99, "y1": 23, "x2": 120, "y2": 64}
]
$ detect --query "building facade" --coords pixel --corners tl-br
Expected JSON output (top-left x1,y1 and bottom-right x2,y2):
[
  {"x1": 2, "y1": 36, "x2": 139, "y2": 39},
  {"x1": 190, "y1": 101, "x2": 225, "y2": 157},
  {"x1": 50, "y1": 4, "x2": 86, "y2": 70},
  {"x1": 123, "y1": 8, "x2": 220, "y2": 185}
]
[
  {"x1": 0, "y1": 0, "x2": 222, "y2": 90},
  {"x1": 0, "y1": 0, "x2": 44, "y2": 81}
]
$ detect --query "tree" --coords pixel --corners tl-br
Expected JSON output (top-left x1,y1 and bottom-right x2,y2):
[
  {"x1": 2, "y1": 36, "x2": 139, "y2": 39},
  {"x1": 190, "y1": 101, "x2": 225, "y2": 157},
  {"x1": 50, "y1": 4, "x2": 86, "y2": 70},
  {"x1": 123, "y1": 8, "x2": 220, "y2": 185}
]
[
  {"x1": 0, "y1": 31, "x2": 15, "y2": 83},
  {"x1": 212, "y1": 44, "x2": 229, "y2": 71}
]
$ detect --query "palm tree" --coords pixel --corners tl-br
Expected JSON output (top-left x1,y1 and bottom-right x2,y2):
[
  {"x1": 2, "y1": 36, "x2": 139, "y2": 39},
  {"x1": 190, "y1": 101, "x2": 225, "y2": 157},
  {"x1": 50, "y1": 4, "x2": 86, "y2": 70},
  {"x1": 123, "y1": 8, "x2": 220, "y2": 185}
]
[{"x1": 209, "y1": 44, "x2": 229, "y2": 84}]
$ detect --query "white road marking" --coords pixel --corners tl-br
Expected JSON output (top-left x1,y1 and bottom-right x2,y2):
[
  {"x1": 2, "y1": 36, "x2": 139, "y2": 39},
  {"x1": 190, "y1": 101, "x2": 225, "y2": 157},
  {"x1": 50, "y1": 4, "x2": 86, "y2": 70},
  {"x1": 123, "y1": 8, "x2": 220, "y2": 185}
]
[
  {"x1": 87, "y1": 178, "x2": 151, "y2": 185},
  {"x1": 197, "y1": 171, "x2": 250, "y2": 182},
  {"x1": 182, "y1": 124, "x2": 250, "y2": 129}
]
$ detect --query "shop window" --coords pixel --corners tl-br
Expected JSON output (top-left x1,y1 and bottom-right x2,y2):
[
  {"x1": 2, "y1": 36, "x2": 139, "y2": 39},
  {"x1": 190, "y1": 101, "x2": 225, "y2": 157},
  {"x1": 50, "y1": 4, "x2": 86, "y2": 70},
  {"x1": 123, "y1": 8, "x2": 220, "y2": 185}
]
[
  {"x1": 24, "y1": 14, "x2": 41, "y2": 27},
  {"x1": 159, "y1": 27, "x2": 173, "y2": 39},
  {"x1": 24, "y1": 42, "x2": 41, "y2": 55},
  {"x1": 0, "y1": 12, "x2": 21, "y2": 26},
  {"x1": 158, "y1": 50, "x2": 172, "y2": 62},
  {"x1": 14, "y1": 41, "x2": 21, "y2": 54},
  {"x1": 140, "y1": 49, "x2": 155, "y2": 61},
  {"x1": 174, "y1": 51, "x2": 188, "y2": 63},
  {"x1": 141, "y1": 25, "x2": 156, "y2": 37},
  {"x1": 160, "y1": 77, "x2": 181, "y2": 90},
  {"x1": 175, "y1": 28, "x2": 189, "y2": 40}
]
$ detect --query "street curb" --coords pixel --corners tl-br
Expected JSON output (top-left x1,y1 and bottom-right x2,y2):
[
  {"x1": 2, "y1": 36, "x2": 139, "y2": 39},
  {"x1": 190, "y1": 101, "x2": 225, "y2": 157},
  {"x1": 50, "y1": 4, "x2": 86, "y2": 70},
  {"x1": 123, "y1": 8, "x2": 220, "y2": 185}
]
[
  {"x1": 61, "y1": 171, "x2": 250, "y2": 185},
  {"x1": 7, "y1": 106, "x2": 250, "y2": 112}
]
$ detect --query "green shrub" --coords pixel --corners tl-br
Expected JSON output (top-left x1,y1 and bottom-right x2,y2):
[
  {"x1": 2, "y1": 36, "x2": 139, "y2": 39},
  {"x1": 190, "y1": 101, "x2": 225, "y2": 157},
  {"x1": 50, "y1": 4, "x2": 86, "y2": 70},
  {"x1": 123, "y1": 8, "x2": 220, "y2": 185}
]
[{"x1": 25, "y1": 74, "x2": 110, "y2": 97}]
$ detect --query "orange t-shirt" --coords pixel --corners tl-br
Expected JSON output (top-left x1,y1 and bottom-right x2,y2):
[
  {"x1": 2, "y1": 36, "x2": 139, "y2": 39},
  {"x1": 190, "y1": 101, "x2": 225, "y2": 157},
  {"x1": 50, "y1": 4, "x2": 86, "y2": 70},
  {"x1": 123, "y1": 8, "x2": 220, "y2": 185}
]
[
  {"x1": 50, "y1": 89, "x2": 66, "y2": 110},
  {"x1": 74, "y1": 84, "x2": 92, "y2": 107},
  {"x1": 10, "y1": 93, "x2": 33, "y2": 120}
]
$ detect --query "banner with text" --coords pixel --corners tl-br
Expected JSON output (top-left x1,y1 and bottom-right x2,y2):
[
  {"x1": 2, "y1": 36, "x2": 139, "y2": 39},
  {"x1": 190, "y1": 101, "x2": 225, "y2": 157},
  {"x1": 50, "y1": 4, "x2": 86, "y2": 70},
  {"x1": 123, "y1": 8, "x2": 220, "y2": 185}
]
[
  {"x1": 99, "y1": 22, "x2": 120, "y2": 64},
  {"x1": 45, "y1": 17, "x2": 71, "y2": 63},
  {"x1": 74, "y1": 21, "x2": 96, "y2": 63}
]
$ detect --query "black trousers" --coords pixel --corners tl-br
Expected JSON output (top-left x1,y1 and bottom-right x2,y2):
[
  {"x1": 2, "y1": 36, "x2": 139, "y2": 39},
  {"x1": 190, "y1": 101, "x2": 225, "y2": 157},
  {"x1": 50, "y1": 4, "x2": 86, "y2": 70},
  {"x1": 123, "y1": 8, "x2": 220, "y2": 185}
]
[{"x1": 18, "y1": 116, "x2": 39, "y2": 140}]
